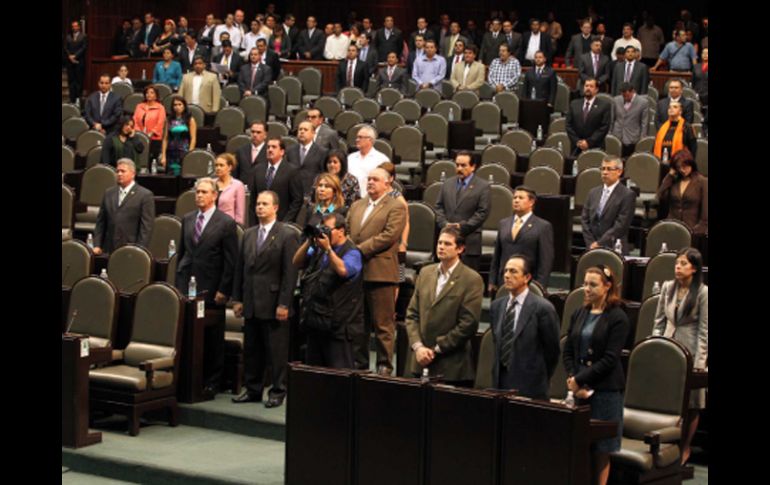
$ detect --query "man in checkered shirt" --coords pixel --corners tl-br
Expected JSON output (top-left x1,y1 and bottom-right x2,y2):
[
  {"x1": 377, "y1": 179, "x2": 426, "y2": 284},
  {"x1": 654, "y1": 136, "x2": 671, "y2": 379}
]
[{"x1": 487, "y1": 43, "x2": 521, "y2": 93}]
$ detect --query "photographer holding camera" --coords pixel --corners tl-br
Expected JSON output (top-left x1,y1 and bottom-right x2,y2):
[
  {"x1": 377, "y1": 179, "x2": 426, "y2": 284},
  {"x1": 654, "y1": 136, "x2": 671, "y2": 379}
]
[{"x1": 293, "y1": 213, "x2": 364, "y2": 369}]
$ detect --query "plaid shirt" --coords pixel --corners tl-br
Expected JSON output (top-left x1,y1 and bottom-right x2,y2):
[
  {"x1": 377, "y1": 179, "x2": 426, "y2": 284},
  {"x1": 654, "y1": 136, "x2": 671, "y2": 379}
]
[{"x1": 487, "y1": 57, "x2": 521, "y2": 90}]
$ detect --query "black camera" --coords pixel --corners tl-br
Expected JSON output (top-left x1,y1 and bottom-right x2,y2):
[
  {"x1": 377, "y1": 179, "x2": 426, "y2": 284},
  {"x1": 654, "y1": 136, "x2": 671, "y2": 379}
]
[{"x1": 303, "y1": 223, "x2": 332, "y2": 240}]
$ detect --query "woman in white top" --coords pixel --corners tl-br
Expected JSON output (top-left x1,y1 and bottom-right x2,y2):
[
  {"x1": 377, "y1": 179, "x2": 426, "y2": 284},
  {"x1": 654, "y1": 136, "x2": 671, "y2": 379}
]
[{"x1": 111, "y1": 65, "x2": 132, "y2": 86}]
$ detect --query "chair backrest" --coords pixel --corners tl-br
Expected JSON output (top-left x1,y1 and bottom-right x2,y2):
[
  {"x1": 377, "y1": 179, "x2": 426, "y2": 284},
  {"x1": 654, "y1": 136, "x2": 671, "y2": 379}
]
[
  {"x1": 634, "y1": 136, "x2": 656, "y2": 154},
  {"x1": 165, "y1": 252, "x2": 178, "y2": 285},
  {"x1": 560, "y1": 288, "x2": 585, "y2": 337},
  {"x1": 574, "y1": 168, "x2": 602, "y2": 209},
  {"x1": 501, "y1": 129, "x2": 533, "y2": 156},
  {"x1": 623, "y1": 337, "x2": 691, "y2": 438},
  {"x1": 334, "y1": 110, "x2": 364, "y2": 136},
  {"x1": 76, "y1": 130, "x2": 106, "y2": 157},
  {"x1": 425, "y1": 160, "x2": 456, "y2": 186},
  {"x1": 603, "y1": 134, "x2": 622, "y2": 156},
  {"x1": 404, "y1": 78, "x2": 418, "y2": 97},
  {"x1": 153, "y1": 83, "x2": 172, "y2": 101},
  {"x1": 695, "y1": 139, "x2": 708, "y2": 176},
  {"x1": 392, "y1": 99, "x2": 422, "y2": 123},
  {"x1": 433, "y1": 100, "x2": 462, "y2": 122},
  {"x1": 122, "y1": 93, "x2": 145, "y2": 115},
  {"x1": 68, "y1": 276, "x2": 119, "y2": 345},
  {"x1": 647, "y1": 86, "x2": 659, "y2": 101},
  {"x1": 391, "y1": 126, "x2": 424, "y2": 163},
  {"x1": 62, "y1": 102, "x2": 80, "y2": 122},
  {"x1": 352, "y1": 98, "x2": 381, "y2": 121},
  {"x1": 476, "y1": 164, "x2": 510, "y2": 186},
  {"x1": 576, "y1": 149, "x2": 607, "y2": 172},
  {"x1": 440, "y1": 79, "x2": 455, "y2": 99},
  {"x1": 107, "y1": 244, "x2": 154, "y2": 294},
  {"x1": 478, "y1": 82, "x2": 496, "y2": 100},
  {"x1": 625, "y1": 153, "x2": 661, "y2": 193},
  {"x1": 373, "y1": 138, "x2": 393, "y2": 160},
  {"x1": 483, "y1": 184, "x2": 514, "y2": 230},
  {"x1": 221, "y1": 83, "x2": 242, "y2": 105},
  {"x1": 452, "y1": 90, "x2": 480, "y2": 110},
  {"x1": 238, "y1": 96, "x2": 268, "y2": 124},
  {"x1": 175, "y1": 190, "x2": 196, "y2": 218},
  {"x1": 297, "y1": 67, "x2": 323, "y2": 97},
  {"x1": 421, "y1": 182, "x2": 442, "y2": 208},
  {"x1": 553, "y1": 82, "x2": 570, "y2": 114},
  {"x1": 493, "y1": 92, "x2": 519, "y2": 125},
  {"x1": 181, "y1": 149, "x2": 215, "y2": 177},
  {"x1": 278, "y1": 76, "x2": 303, "y2": 106},
  {"x1": 267, "y1": 121, "x2": 289, "y2": 138},
  {"x1": 124, "y1": 283, "x2": 184, "y2": 367},
  {"x1": 419, "y1": 113, "x2": 449, "y2": 150},
  {"x1": 472, "y1": 101, "x2": 501, "y2": 136},
  {"x1": 641, "y1": 252, "x2": 677, "y2": 300},
  {"x1": 473, "y1": 328, "x2": 495, "y2": 389},
  {"x1": 523, "y1": 166, "x2": 561, "y2": 195},
  {"x1": 62, "y1": 184, "x2": 74, "y2": 230},
  {"x1": 407, "y1": 202, "x2": 436, "y2": 253},
  {"x1": 79, "y1": 164, "x2": 117, "y2": 206},
  {"x1": 225, "y1": 133, "x2": 251, "y2": 154},
  {"x1": 481, "y1": 145, "x2": 517, "y2": 174},
  {"x1": 548, "y1": 336, "x2": 569, "y2": 399},
  {"x1": 62, "y1": 117, "x2": 89, "y2": 142},
  {"x1": 635, "y1": 295, "x2": 660, "y2": 344},
  {"x1": 529, "y1": 147, "x2": 565, "y2": 175},
  {"x1": 147, "y1": 215, "x2": 182, "y2": 261},
  {"x1": 282, "y1": 135, "x2": 298, "y2": 150},
  {"x1": 85, "y1": 146, "x2": 103, "y2": 169},
  {"x1": 62, "y1": 145, "x2": 75, "y2": 172},
  {"x1": 543, "y1": 132, "x2": 571, "y2": 157},
  {"x1": 214, "y1": 106, "x2": 246, "y2": 139},
  {"x1": 293, "y1": 108, "x2": 309, "y2": 130},
  {"x1": 268, "y1": 84, "x2": 288, "y2": 118},
  {"x1": 133, "y1": 131, "x2": 150, "y2": 170},
  {"x1": 62, "y1": 239, "x2": 93, "y2": 287},
  {"x1": 548, "y1": 117, "x2": 566, "y2": 135},
  {"x1": 575, "y1": 248, "x2": 625, "y2": 291},
  {"x1": 338, "y1": 87, "x2": 365, "y2": 107},
  {"x1": 644, "y1": 220, "x2": 692, "y2": 257},
  {"x1": 111, "y1": 82, "x2": 133, "y2": 100},
  {"x1": 314, "y1": 96, "x2": 342, "y2": 120},
  {"x1": 377, "y1": 87, "x2": 403, "y2": 109},
  {"x1": 415, "y1": 89, "x2": 441, "y2": 110}
]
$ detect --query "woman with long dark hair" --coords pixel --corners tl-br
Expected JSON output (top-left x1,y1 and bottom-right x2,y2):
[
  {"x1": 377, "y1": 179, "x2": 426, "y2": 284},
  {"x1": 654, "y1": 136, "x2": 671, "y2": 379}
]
[
  {"x1": 656, "y1": 148, "x2": 708, "y2": 235},
  {"x1": 160, "y1": 95, "x2": 196, "y2": 175}
]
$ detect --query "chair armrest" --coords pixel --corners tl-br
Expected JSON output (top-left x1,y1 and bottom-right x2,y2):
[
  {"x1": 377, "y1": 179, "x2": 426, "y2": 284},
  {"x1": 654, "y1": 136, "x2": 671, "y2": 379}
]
[
  {"x1": 139, "y1": 356, "x2": 175, "y2": 371},
  {"x1": 412, "y1": 259, "x2": 434, "y2": 274},
  {"x1": 644, "y1": 426, "x2": 681, "y2": 446}
]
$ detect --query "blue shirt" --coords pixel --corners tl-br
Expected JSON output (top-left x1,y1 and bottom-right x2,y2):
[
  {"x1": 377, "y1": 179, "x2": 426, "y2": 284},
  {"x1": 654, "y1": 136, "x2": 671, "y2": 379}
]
[
  {"x1": 659, "y1": 42, "x2": 697, "y2": 71},
  {"x1": 456, "y1": 173, "x2": 474, "y2": 191},
  {"x1": 306, "y1": 243, "x2": 363, "y2": 281},
  {"x1": 412, "y1": 55, "x2": 447, "y2": 89},
  {"x1": 153, "y1": 60, "x2": 183, "y2": 88}
]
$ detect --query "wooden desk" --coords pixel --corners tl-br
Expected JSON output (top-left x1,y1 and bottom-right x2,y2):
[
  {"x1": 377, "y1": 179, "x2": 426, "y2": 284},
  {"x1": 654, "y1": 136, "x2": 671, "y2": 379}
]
[
  {"x1": 534, "y1": 195, "x2": 572, "y2": 273},
  {"x1": 90, "y1": 58, "x2": 158, "y2": 93},
  {"x1": 62, "y1": 335, "x2": 107, "y2": 448},
  {"x1": 178, "y1": 300, "x2": 224, "y2": 403}
]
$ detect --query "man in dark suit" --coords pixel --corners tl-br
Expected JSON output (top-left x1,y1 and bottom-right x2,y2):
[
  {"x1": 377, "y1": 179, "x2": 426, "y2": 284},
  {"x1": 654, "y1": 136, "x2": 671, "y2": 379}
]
[
  {"x1": 409, "y1": 17, "x2": 435, "y2": 52},
  {"x1": 519, "y1": 18, "x2": 553, "y2": 67},
  {"x1": 490, "y1": 255, "x2": 560, "y2": 399},
  {"x1": 480, "y1": 19, "x2": 506, "y2": 65},
  {"x1": 655, "y1": 78, "x2": 694, "y2": 128},
  {"x1": 337, "y1": 44, "x2": 370, "y2": 93},
  {"x1": 84, "y1": 74, "x2": 123, "y2": 135},
  {"x1": 578, "y1": 38, "x2": 610, "y2": 91},
  {"x1": 358, "y1": 33, "x2": 379, "y2": 77},
  {"x1": 127, "y1": 17, "x2": 144, "y2": 58},
  {"x1": 235, "y1": 121, "x2": 268, "y2": 184},
  {"x1": 522, "y1": 51, "x2": 557, "y2": 107},
  {"x1": 286, "y1": 121, "x2": 327, "y2": 196},
  {"x1": 255, "y1": 39, "x2": 281, "y2": 83},
  {"x1": 65, "y1": 20, "x2": 87, "y2": 104},
  {"x1": 93, "y1": 159, "x2": 154, "y2": 256},
  {"x1": 237, "y1": 48, "x2": 272, "y2": 97},
  {"x1": 440, "y1": 22, "x2": 469, "y2": 58},
  {"x1": 374, "y1": 16, "x2": 403, "y2": 63},
  {"x1": 198, "y1": 13, "x2": 217, "y2": 47},
  {"x1": 581, "y1": 157, "x2": 636, "y2": 254},
  {"x1": 445, "y1": 39, "x2": 466, "y2": 80},
  {"x1": 611, "y1": 46, "x2": 649, "y2": 95},
  {"x1": 581, "y1": 157, "x2": 637, "y2": 254},
  {"x1": 175, "y1": 178, "x2": 239, "y2": 396},
  {"x1": 462, "y1": 19, "x2": 482, "y2": 48},
  {"x1": 377, "y1": 52, "x2": 407, "y2": 93},
  {"x1": 282, "y1": 14, "x2": 300, "y2": 47},
  {"x1": 295, "y1": 16, "x2": 326, "y2": 60},
  {"x1": 247, "y1": 137, "x2": 303, "y2": 225},
  {"x1": 405, "y1": 227, "x2": 483, "y2": 384},
  {"x1": 138, "y1": 12, "x2": 161, "y2": 57},
  {"x1": 178, "y1": 31, "x2": 210, "y2": 73},
  {"x1": 306, "y1": 108, "x2": 340, "y2": 151},
  {"x1": 434, "y1": 152, "x2": 490, "y2": 271},
  {"x1": 501, "y1": 20, "x2": 522, "y2": 60},
  {"x1": 596, "y1": 22, "x2": 614, "y2": 57},
  {"x1": 232, "y1": 190, "x2": 300, "y2": 407},
  {"x1": 489, "y1": 186, "x2": 554, "y2": 290},
  {"x1": 212, "y1": 40, "x2": 243, "y2": 85},
  {"x1": 565, "y1": 19, "x2": 594, "y2": 69},
  {"x1": 566, "y1": 78, "x2": 611, "y2": 156}
]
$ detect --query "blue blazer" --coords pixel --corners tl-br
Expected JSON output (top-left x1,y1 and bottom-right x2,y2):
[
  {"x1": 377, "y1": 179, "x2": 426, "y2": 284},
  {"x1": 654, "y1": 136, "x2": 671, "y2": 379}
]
[{"x1": 153, "y1": 60, "x2": 182, "y2": 88}]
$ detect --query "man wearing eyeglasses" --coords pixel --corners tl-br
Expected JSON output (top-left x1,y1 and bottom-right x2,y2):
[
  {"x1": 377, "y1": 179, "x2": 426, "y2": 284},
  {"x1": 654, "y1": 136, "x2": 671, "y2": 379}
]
[
  {"x1": 306, "y1": 108, "x2": 339, "y2": 151},
  {"x1": 347, "y1": 125, "x2": 389, "y2": 197},
  {"x1": 580, "y1": 157, "x2": 636, "y2": 254}
]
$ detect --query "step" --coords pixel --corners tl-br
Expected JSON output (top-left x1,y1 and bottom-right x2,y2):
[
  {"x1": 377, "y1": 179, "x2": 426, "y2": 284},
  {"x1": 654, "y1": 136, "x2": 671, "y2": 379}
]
[
  {"x1": 62, "y1": 423, "x2": 285, "y2": 485},
  {"x1": 62, "y1": 469, "x2": 139, "y2": 484},
  {"x1": 178, "y1": 392, "x2": 286, "y2": 441}
]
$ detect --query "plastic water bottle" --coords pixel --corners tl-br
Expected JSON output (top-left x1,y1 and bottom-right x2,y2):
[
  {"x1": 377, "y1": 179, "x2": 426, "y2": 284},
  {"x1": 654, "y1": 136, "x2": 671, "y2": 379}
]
[
  {"x1": 563, "y1": 391, "x2": 575, "y2": 407},
  {"x1": 142, "y1": 69, "x2": 147, "y2": 80},
  {"x1": 286, "y1": 116, "x2": 292, "y2": 129},
  {"x1": 427, "y1": 105, "x2": 432, "y2": 113},
  {"x1": 572, "y1": 160, "x2": 578, "y2": 176},
  {"x1": 377, "y1": 92, "x2": 383, "y2": 105},
  {"x1": 512, "y1": 122, "x2": 519, "y2": 129},
  {"x1": 168, "y1": 240, "x2": 176, "y2": 258},
  {"x1": 415, "y1": 119, "x2": 419, "y2": 128},
  {"x1": 531, "y1": 87, "x2": 536, "y2": 99},
  {"x1": 440, "y1": 171, "x2": 446, "y2": 182},
  {"x1": 188, "y1": 276, "x2": 197, "y2": 299},
  {"x1": 421, "y1": 368, "x2": 430, "y2": 383},
  {"x1": 207, "y1": 158, "x2": 214, "y2": 174},
  {"x1": 150, "y1": 158, "x2": 158, "y2": 174},
  {"x1": 488, "y1": 173, "x2": 494, "y2": 183},
  {"x1": 651, "y1": 281, "x2": 661, "y2": 295},
  {"x1": 614, "y1": 238, "x2": 623, "y2": 254},
  {"x1": 662, "y1": 147, "x2": 669, "y2": 163},
  {"x1": 99, "y1": 268, "x2": 108, "y2": 279},
  {"x1": 206, "y1": 143, "x2": 213, "y2": 153},
  {"x1": 536, "y1": 124, "x2": 543, "y2": 141},
  {"x1": 530, "y1": 139, "x2": 536, "y2": 153},
  {"x1": 557, "y1": 141, "x2": 564, "y2": 153},
  {"x1": 96, "y1": 140, "x2": 102, "y2": 146},
  {"x1": 448, "y1": 108, "x2": 454, "y2": 121},
  {"x1": 660, "y1": 242, "x2": 668, "y2": 253},
  {"x1": 86, "y1": 233, "x2": 94, "y2": 249}
]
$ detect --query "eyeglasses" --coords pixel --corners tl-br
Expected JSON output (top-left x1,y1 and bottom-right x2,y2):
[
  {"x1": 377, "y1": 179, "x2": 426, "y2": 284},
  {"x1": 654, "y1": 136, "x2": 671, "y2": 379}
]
[
  {"x1": 600, "y1": 167, "x2": 620, "y2": 172},
  {"x1": 356, "y1": 135, "x2": 372, "y2": 139}
]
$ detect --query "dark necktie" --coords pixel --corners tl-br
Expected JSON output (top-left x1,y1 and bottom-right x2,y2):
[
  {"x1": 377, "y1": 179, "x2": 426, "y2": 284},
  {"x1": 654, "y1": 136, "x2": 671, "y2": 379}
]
[
  {"x1": 265, "y1": 165, "x2": 275, "y2": 188},
  {"x1": 251, "y1": 65, "x2": 258, "y2": 89},
  {"x1": 593, "y1": 55, "x2": 599, "y2": 75},
  {"x1": 624, "y1": 62, "x2": 632, "y2": 82},
  {"x1": 388, "y1": 66, "x2": 394, "y2": 80},
  {"x1": 193, "y1": 213, "x2": 204, "y2": 244},
  {"x1": 347, "y1": 61, "x2": 354, "y2": 86},
  {"x1": 583, "y1": 100, "x2": 591, "y2": 121},
  {"x1": 257, "y1": 226, "x2": 267, "y2": 251},
  {"x1": 500, "y1": 299, "x2": 518, "y2": 368}
]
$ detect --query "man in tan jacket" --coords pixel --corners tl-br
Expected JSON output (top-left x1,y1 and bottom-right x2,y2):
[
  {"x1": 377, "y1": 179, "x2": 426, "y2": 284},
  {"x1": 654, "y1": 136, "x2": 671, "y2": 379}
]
[
  {"x1": 347, "y1": 167, "x2": 407, "y2": 374},
  {"x1": 450, "y1": 45, "x2": 486, "y2": 95},
  {"x1": 178, "y1": 56, "x2": 221, "y2": 114}
]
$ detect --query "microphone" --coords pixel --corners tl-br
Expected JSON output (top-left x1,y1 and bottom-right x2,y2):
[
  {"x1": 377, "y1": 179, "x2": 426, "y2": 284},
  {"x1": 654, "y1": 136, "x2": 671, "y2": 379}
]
[{"x1": 65, "y1": 309, "x2": 79, "y2": 334}]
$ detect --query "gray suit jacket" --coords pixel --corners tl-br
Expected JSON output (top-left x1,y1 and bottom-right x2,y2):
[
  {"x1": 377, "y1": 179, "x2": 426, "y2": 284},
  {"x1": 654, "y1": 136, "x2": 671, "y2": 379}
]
[
  {"x1": 94, "y1": 183, "x2": 155, "y2": 253},
  {"x1": 653, "y1": 280, "x2": 708, "y2": 370},
  {"x1": 434, "y1": 175, "x2": 491, "y2": 256},
  {"x1": 232, "y1": 222, "x2": 300, "y2": 319},
  {"x1": 314, "y1": 123, "x2": 340, "y2": 152},
  {"x1": 611, "y1": 61, "x2": 649, "y2": 96},
  {"x1": 611, "y1": 94, "x2": 649, "y2": 145},
  {"x1": 480, "y1": 32, "x2": 506, "y2": 65},
  {"x1": 234, "y1": 142, "x2": 267, "y2": 185},
  {"x1": 578, "y1": 52, "x2": 610, "y2": 89},
  {"x1": 565, "y1": 34, "x2": 593, "y2": 68},
  {"x1": 285, "y1": 141, "x2": 328, "y2": 196},
  {"x1": 580, "y1": 183, "x2": 637, "y2": 253},
  {"x1": 489, "y1": 214, "x2": 554, "y2": 287},
  {"x1": 490, "y1": 291, "x2": 560, "y2": 399},
  {"x1": 377, "y1": 65, "x2": 408, "y2": 93}
]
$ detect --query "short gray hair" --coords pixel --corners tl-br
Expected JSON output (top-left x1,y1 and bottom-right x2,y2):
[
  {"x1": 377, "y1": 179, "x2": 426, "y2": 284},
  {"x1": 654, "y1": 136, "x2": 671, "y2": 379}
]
[
  {"x1": 116, "y1": 158, "x2": 136, "y2": 172},
  {"x1": 195, "y1": 177, "x2": 218, "y2": 193},
  {"x1": 603, "y1": 156, "x2": 623, "y2": 170},
  {"x1": 357, "y1": 124, "x2": 376, "y2": 140}
]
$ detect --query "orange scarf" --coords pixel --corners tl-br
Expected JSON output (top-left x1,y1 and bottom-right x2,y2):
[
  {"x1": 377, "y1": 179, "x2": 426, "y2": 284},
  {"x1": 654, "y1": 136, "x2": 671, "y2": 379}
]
[{"x1": 654, "y1": 118, "x2": 684, "y2": 159}]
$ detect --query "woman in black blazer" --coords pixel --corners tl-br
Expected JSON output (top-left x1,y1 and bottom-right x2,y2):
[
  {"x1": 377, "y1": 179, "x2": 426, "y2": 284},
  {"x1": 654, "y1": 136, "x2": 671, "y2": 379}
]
[{"x1": 563, "y1": 265, "x2": 630, "y2": 485}]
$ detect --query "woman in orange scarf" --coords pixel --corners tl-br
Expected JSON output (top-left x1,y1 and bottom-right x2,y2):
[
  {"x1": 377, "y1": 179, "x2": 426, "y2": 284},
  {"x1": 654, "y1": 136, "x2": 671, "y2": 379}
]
[{"x1": 654, "y1": 101, "x2": 697, "y2": 160}]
